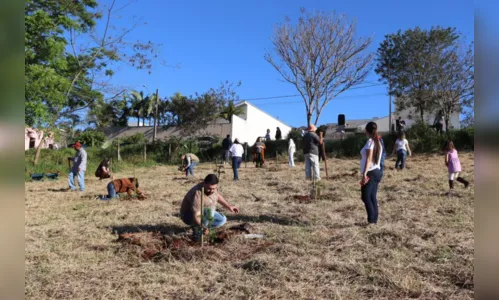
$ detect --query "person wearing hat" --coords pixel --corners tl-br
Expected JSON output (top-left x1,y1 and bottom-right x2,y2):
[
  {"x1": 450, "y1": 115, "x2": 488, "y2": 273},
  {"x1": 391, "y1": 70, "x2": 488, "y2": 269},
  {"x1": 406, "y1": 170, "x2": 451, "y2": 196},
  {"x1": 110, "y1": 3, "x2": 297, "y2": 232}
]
[
  {"x1": 229, "y1": 138, "x2": 244, "y2": 180},
  {"x1": 67, "y1": 141, "x2": 87, "y2": 191},
  {"x1": 302, "y1": 124, "x2": 323, "y2": 180}
]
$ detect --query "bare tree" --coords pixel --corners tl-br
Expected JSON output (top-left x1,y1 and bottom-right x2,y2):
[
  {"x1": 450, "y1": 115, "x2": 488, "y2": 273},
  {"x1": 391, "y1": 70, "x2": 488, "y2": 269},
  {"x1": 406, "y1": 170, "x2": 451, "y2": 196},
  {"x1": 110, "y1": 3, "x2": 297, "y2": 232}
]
[
  {"x1": 265, "y1": 9, "x2": 373, "y2": 126},
  {"x1": 432, "y1": 43, "x2": 474, "y2": 133}
]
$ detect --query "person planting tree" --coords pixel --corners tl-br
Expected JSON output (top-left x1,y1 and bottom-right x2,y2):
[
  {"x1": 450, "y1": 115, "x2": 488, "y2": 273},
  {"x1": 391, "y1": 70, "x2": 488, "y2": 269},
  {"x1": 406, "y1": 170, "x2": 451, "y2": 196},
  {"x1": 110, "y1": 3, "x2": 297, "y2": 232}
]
[
  {"x1": 179, "y1": 174, "x2": 239, "y2": 241},
  {"x1": 99, "y1": 177, "x2": 146, "y2": 200}
]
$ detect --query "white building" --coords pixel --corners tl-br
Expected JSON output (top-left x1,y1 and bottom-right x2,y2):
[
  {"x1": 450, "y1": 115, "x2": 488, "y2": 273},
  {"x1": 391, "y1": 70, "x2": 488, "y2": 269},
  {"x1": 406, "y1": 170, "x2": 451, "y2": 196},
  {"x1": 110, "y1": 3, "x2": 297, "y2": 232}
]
[
  {"x1": 102, "y1": 101, "x2": 292, "y2": 144},
  {"x1": 353, "y1": 108, "x2": 461, "y2": 133}
]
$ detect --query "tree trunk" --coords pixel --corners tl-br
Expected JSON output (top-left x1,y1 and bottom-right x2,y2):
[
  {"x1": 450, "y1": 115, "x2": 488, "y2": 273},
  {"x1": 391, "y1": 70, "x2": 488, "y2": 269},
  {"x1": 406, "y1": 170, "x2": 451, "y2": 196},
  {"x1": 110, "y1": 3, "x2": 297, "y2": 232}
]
[
  {"x1": 307, "y1": 111, "x2": 312, "y2": 127},
  {"x1": 444, "y1": 114, "x2": 451, "y2": 136},
  {"x1": 33, "y1": 139, "x2": 43, "y2": 166},
  {"x1": 419, "y1": 107, "x2": 425, "y2": 124},
  {"x1": 143, "y1": 143, "x2": 147, "y2": 163},
  {"x1": 137, "y1": 116, "x2": 139, "y2": 127}
]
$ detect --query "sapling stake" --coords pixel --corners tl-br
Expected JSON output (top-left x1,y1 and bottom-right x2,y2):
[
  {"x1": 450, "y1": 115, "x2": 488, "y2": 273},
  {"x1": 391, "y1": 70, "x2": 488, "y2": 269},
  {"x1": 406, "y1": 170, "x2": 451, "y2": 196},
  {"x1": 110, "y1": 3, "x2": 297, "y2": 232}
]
[
  {"x1": 200, "y1": 187, "x2": 204, "y2": 246},
  {"x1": 319, "y1": 132, "x2": 328, "y2": 180}
]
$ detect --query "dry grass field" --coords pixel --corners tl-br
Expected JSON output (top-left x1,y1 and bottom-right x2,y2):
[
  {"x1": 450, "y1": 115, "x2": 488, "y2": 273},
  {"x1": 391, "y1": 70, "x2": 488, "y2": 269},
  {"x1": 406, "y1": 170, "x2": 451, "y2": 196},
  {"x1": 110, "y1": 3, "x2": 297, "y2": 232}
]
[{"x1": 25, "y1": 153, "x2": 474, "y2": 300}]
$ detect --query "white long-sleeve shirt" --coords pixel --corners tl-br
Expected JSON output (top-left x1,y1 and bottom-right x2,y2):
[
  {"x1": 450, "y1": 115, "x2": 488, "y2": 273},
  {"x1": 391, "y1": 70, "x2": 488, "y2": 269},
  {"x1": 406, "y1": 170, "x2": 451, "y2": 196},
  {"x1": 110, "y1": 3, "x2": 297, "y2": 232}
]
[{"x1": 229, "y1": 143, "x2": 244, "y2": 157}]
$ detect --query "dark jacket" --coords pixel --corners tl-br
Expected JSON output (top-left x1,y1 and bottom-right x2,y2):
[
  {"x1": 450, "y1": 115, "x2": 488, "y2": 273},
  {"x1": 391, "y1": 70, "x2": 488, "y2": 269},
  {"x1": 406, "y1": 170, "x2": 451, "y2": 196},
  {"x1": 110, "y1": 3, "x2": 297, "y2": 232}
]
[{"x1": 222, "y1": 138, "x2": 232, "y2": 150}]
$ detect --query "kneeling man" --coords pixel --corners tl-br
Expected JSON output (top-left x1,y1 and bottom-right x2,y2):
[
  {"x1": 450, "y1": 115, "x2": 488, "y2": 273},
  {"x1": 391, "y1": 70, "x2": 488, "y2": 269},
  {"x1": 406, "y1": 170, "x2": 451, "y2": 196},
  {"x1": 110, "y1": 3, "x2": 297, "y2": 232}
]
[{"x1": 180, "y1": 174, "x2": 239, "y2": 238}]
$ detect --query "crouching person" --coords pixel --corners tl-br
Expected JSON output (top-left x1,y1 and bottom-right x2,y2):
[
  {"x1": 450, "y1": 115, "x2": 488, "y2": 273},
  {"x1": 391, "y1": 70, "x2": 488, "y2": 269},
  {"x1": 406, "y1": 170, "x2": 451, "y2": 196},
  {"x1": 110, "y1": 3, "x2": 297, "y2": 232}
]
[
  {"x1": 180, "y1": 174, "x2": 239, "y2": 240},
  {"x1": 100, "y1": 177, "x2": 145, "y2": 200}
]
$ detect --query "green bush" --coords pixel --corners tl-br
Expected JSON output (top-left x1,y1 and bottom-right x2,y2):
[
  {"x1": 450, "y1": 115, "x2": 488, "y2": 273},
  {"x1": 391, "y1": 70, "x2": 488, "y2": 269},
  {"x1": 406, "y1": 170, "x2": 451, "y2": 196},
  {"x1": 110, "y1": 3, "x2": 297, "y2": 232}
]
[{"x1": 76, "y1": 130, "x2": 106, "y2": 147}]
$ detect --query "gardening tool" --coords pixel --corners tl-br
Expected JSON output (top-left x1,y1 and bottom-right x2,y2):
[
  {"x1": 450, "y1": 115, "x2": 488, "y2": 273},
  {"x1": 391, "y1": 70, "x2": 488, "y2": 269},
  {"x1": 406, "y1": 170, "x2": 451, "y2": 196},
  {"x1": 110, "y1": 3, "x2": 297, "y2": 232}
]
[{"x1": 319, "y1": 132, "x2": 329, "y2": 180}]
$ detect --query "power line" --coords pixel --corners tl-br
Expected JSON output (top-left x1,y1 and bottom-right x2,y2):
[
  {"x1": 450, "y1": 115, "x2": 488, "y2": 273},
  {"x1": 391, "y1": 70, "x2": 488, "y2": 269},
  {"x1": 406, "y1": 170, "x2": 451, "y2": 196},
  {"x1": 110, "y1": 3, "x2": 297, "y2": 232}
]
[
  {"x1": 253, "y1": 93, "x2": 387, "y2": 106},
  {"x1": 242, "y1": 83, "x2": 384, "y2": 101}
]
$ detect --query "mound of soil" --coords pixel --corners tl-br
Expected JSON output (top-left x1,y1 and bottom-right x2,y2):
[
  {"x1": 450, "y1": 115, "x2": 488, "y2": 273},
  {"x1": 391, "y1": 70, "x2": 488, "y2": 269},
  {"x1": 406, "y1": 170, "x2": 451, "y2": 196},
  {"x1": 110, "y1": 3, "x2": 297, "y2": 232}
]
[{"x1": 116, "y1": 223, "x2": 266, "y2": 261}]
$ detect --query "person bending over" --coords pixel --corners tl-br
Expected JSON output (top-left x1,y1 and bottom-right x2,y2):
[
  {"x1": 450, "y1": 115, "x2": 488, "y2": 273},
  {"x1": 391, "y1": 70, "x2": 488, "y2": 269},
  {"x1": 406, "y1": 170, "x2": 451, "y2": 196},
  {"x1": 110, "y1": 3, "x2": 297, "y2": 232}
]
[
  {"x1": 100, "y1": 177, "x2": 145, "y2": 200},
  {"x1": 180, "y1": 174, "x2": 239, "y2": 240}
]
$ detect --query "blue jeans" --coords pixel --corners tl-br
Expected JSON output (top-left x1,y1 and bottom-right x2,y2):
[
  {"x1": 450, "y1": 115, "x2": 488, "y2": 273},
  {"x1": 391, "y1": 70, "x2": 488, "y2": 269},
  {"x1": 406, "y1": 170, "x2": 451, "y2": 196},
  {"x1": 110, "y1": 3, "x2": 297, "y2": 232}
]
[
  {"x1": 181, "y1": 209, "x2": 227, "y2": 228},
  {"x1": 100, "y1": 182, "x2": 118, "y2": 200},
  {"x1": 232, "y1": 156, "x2": 242, "y2": 180},
  {"x1": 68, "y1": 170, "x2": 85, "y2": 191},
  {"x1": 395, "y1": 150, "x2": 407, "y2": 169},
  {"x1": 186, "y1": 162, "x2": 198, "y2": 176},
  {"x1": 361, "y1": 169, "x2": 382, "y2": 224}
]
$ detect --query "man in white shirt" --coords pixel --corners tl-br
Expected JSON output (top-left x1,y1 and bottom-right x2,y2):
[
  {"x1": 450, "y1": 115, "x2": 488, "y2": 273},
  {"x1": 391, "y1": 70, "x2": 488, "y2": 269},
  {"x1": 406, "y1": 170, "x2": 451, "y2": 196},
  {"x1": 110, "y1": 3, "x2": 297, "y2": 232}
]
[{"x1": 229, "y1": 138, "x2": 244, "y2": 181}]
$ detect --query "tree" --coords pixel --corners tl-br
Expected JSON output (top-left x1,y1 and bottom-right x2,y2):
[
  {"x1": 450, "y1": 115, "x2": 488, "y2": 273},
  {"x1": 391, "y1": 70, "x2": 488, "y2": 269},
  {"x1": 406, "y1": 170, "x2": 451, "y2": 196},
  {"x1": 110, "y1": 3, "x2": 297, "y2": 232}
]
[
  {"x1": 375, "y1": 27, "x2": 461, "y2": 123},
  {"x1": 431, "y1": 43, "x2": 474, "y2": 133},
  {"x1": 25, "y1": 0, "x2": 161, "y2": 165},
  {"x1": 265, "y1": 9, "x2": 373, "y2": 126},
  {"x1": 219, "y1": 100, "x2": 245, "y2": 123}
]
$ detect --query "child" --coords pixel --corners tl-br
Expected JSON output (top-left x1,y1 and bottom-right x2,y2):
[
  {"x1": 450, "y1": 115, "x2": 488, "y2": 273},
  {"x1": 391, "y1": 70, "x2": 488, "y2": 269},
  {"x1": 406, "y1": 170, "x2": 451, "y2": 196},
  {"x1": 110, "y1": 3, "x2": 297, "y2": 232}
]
[
  {"x1": 445, "y1": 140, "x2": 470, "y2": 192},
  {"x1": 392, "y1": 132, "x2": 411, "y2": 170}
]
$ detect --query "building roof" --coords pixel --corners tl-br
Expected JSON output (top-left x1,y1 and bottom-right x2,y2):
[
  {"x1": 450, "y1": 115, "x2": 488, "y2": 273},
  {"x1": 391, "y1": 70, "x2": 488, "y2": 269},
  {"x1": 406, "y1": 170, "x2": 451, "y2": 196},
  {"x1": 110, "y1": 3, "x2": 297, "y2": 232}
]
[
  {"x1": 235, "y1": 101, "x2": 292, "y2": 129},
  {"x1": 102, "y1": 123, "x2": 232, "y2": 142}
]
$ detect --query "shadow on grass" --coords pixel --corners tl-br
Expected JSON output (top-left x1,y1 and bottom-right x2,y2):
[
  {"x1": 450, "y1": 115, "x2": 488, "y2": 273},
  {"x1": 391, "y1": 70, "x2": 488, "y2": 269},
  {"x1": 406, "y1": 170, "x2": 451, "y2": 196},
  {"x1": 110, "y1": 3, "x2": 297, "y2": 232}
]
[
  {"x1": 110, "y1": 223, "x2": 189, "y2": 235},
  {"x1": 227, "y1": 214, "x2": 308, "y2": 226},
  {"x1": 48, "y1": 188, "x2": 71, "y2": 192}
]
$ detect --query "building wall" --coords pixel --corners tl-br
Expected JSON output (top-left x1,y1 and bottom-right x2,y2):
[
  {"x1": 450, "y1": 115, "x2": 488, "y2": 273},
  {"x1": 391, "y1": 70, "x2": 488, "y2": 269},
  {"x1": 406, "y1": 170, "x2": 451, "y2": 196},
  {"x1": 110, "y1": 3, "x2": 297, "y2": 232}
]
[
  {"x1": 354, "y1": 110, "x2": 461, "y2": 133},
  {"x1": 25, "y1": 128, "x2": 55, "y2": 151},
  {"x1": 231, "y1": 102, "x2": 292, "y2": 144}
]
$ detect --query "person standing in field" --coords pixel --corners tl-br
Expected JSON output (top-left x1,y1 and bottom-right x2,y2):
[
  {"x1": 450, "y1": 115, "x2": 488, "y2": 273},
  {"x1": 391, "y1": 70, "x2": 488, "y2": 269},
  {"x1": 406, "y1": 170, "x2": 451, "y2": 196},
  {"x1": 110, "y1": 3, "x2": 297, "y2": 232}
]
[
  {"x1": 391, "y1": 132, "x2": 412, "y2": 170},
  {"x1": 302, "y1": 124, "x2": 322, "y2": 180},
  {"x1": 221, "y1": 134, "x2": 232, "y2": 165},
  {"x1": 445, "y1": 140, "x2": 470, "y2": 193},
  {"x1": 288, "y1": 138, "x2": 296, "y2": 167},
  {"x1": 253, "y1": 137, "x2": 266, "y2": 168},
  {"x1": 229, "y1": 138, "x2": 244, "y2": 181},
  {"x1": 275, "y1": 127, "x2": 282, "y2": 140},
  {"x1": 359, "y1": 122, "x2": 383, "y2": 225},
  {"x1": 180, "y1": 174, "x2": 240, "y2": 241},
  {"x1": 181, "y1": 153, "x2": 200, "y2": 177},
  {"x1": 265, "y1": 129, "x2": 271, "y2": 141},
  {"x1": 67, "y1": 141, "x2": 87, "y2": 192}
]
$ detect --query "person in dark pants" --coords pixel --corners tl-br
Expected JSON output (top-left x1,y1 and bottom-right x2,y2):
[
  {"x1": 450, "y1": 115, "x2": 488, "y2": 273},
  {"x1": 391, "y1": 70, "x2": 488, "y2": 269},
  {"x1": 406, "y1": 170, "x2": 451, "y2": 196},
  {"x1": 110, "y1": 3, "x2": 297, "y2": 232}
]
[
  {"x1": 359, "y1": 122, "x2": 383, "y2": 225},
  {"x1": 275, "y1": 127, "x2": 282, "y2": 140},
  {"x1": 392, "y1": 131, "x2": 412, "y2": 170},
  {"x1": 221, "y1": 135, "x2": 232, "y2": 165},
  {"x1": 229, "y1": 138, "x2": 244, "y2": 181}
]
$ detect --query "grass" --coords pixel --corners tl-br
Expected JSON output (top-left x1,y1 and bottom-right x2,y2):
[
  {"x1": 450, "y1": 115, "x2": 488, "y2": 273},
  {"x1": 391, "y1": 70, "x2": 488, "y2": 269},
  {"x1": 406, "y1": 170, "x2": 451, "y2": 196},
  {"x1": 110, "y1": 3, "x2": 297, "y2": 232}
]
[{"x1": 25, "y1": 153, "x2": 474, "y2": 299}]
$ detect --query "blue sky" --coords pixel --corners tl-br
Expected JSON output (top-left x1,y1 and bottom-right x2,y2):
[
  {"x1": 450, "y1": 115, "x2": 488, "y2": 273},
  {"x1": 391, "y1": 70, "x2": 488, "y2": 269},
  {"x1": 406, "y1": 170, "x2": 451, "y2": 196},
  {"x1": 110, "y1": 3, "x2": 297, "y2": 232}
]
[{"x1": 98, "y1": 0, "x2": 474, "y2": 127}]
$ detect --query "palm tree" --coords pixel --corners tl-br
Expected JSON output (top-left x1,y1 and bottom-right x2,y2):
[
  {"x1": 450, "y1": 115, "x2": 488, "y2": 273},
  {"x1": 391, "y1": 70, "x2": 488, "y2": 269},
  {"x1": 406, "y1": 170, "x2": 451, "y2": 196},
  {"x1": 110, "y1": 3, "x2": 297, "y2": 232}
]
[
  {"x1": 219, "y1": 100, "x2": 244, "y2": 123},
  {"x1": 129, "y1": 90, "x2": 153, "y2": 126}
]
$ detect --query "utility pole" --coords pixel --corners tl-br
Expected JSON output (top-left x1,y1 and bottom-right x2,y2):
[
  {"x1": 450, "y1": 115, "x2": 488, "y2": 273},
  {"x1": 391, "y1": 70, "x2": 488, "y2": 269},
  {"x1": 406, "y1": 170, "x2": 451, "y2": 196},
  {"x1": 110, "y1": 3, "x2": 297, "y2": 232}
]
[
  {"x1": 153, "y1": 88, "x2": 159, "y2": 142},
  {"x1": 388, "y1": 65, "x2": 392, "y2": 134}
]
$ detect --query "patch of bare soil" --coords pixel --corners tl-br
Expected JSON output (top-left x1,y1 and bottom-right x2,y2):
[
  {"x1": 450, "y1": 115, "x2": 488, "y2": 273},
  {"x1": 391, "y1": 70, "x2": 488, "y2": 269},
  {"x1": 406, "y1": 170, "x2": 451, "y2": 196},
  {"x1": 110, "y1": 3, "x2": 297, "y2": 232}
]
[{"x1": 116, "y1": 223, "x2": 272, "y2": 262}]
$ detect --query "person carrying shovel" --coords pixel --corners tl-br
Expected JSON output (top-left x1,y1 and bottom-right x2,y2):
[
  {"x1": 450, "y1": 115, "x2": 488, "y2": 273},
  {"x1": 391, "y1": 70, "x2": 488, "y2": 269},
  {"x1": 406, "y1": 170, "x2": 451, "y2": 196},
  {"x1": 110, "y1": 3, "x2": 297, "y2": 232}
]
[
  {"x1": 179, "y1": 174, "x2": 239, "y2": 241},
  {"x1": 67, "y1": 141, "x2": 87, "y2": 192}
]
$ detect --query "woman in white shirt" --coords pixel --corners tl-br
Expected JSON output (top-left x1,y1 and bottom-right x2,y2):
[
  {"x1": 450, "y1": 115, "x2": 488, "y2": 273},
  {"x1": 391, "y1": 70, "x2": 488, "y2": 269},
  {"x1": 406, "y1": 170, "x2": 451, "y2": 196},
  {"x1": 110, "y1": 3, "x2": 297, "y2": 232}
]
[
  {"x1": 391, "y1": 131, "x2": 412, "y2": 170},
  {"x1": 359, "y1": 121, "x2": 383, "y2": 225},
  {"x1": 288, "y1": 138, "x2": 296, "y2": 167},
  {"x1": 229, "y1": 138, "x2": 244, "y2": 181}
]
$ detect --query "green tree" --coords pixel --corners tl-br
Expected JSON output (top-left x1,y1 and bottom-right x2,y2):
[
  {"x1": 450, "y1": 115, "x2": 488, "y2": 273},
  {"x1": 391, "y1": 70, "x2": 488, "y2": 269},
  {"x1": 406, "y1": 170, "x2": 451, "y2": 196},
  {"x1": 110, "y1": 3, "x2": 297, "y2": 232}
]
[
  {"x1": 375, "y1": 27, "x2": 465, "y2": 123},
  {"x1": 219, "y1": 100, "x2": 245, "y2": 123},
  {"x1": 25, "y1": 0, "x2": 161, "y2": 165}
]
